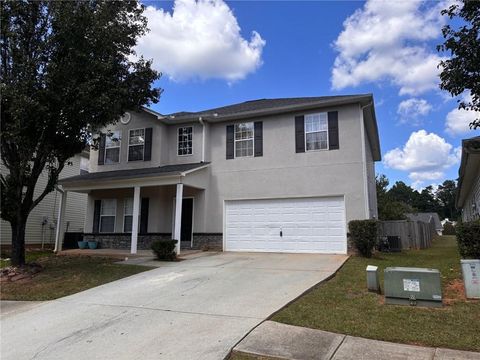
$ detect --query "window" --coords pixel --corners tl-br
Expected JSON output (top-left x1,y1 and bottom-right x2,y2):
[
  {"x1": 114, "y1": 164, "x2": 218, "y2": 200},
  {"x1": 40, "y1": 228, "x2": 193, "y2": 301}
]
[
  {"x1": 128, "y1": 129, "x2": 145, "y2": 161},
  {"x1": 105, "y1": 131, "x2": 121, "y2": 164},
  {"x1": 100, "y1": 199, "x2": 116, "y2": 233},
  {"x1": 235, "y1": 122, "x2": 254, "y2": 157},
  {"x1": 123, "y1": 198, "x2": 133, "y2": 233},
  {"x1": 305, "y1": 113, "x2": 328, "y2": 151},
  {"x1": 178, "y1": 127, "x2": 193, "y2": 156}
]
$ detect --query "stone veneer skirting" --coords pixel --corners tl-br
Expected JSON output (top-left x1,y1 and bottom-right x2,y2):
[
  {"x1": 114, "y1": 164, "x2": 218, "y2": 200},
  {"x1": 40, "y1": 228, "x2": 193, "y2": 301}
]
[{"x1": 83, "y1": 233, "x2": 223, "y2": 251}]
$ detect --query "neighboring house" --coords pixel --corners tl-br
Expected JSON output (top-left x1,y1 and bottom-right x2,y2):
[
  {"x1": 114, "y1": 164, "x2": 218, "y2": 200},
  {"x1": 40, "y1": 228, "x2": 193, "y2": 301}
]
[
  {"x1": 406, "y1": 213, "x2": 443, "y2": 235},
  {"x1": 1, "y1": 151, "x2": 89, "y2": 249},
  {"x1": 58, "y1": 94, "x2": 381, "y2": 255},
  {"x1": 456, "y1": 136, "x2": 480, "y2": 222}
]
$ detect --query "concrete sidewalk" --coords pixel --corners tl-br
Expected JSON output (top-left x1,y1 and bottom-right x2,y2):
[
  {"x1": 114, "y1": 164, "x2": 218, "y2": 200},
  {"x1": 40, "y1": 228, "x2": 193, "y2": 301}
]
[{"x1": 233, "y1": 321, "x2": 480, "y2": 360}]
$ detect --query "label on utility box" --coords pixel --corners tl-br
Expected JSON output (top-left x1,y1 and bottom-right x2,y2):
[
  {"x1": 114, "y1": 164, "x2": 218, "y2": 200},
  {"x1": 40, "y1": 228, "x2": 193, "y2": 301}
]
[{"x1": 403, "y1": 279, "x2": 420, "y2": 292}]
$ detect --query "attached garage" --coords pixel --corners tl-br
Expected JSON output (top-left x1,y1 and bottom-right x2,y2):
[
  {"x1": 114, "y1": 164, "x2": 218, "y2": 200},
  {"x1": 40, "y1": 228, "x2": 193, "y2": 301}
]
[{"x1": 224, "y1": 196, "x2": 347, "y2": 254}]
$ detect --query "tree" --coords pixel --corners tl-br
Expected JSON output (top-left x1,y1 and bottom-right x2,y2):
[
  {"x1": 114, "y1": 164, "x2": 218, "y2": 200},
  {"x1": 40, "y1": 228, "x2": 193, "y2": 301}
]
[
  {"x1": 438, "y1": 0, "x2": 480, "y2": 129},
  {"x1": 1, "y1": 1, "x2": 161, "y2": 266},
  {"x1": 436, "y1": 180, "x2": 460, "y2": 220},
  {"x1": 376, "y1": 175, "x2": 412, "y2": 221}
]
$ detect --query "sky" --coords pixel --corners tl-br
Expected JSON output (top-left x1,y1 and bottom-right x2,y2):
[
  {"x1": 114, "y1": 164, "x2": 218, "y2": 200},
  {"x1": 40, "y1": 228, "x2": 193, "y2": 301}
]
[{"x1": 137, "y1": 0, "x2": 479, "y2": 190}]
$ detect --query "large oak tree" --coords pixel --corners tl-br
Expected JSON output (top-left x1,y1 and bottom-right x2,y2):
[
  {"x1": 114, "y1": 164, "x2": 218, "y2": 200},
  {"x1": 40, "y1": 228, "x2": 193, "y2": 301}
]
[{"x1": 1, "y1": 1, "x2": 161, "y2": 266}]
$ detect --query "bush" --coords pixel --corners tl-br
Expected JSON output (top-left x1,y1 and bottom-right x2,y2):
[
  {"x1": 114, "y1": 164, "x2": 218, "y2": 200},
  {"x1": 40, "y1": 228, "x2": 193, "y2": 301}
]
[
  {"x1": 348, "y1": 220, "x2": 378, "y2": 258},
  {"x1": 456, "y1": 220, "x2": 480, "y2": 259},
  {"x1": 443, "y1": 221, "x2": 456, "y2": 235},
  {"x1": 151, "y1": 240, "x2": 177, "y2": 261}
]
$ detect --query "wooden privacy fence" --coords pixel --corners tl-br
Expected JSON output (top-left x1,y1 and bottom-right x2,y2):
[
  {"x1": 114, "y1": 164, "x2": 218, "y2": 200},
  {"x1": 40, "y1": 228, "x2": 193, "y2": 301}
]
[{"x1": 378, "y1": 218, "x2": 437, "y2": 250}]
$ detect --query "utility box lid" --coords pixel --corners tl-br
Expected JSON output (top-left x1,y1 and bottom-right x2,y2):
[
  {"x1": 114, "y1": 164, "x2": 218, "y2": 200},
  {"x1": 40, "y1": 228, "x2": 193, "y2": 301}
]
[{"x1": 384, "y1": 267, "x2": 442, "y2": 302}]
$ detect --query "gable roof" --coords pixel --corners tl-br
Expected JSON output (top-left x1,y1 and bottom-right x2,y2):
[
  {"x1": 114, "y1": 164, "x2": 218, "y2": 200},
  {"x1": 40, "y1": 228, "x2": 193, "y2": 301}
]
[{"x1": 406, "y1": 212, "x2": 443, "y2": 230}]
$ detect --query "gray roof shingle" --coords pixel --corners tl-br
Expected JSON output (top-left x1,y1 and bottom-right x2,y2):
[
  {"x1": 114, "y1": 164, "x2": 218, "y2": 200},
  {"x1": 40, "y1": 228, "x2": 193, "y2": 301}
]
[
  {"x1": 167, "y1": 95, "x2": 371, "y2": 119},
  {"x1": 59, "y1": 162, "x2": 209, "y2": 185}
]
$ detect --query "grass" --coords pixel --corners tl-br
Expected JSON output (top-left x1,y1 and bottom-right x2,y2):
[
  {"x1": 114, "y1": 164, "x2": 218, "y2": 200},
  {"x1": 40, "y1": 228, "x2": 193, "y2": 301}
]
[
  {"x1": 0, "y1": 251, "x2": 154, "y2": 301},
  {"x1": 272, "y1": 236, "x2": 480, "y2": 352}
]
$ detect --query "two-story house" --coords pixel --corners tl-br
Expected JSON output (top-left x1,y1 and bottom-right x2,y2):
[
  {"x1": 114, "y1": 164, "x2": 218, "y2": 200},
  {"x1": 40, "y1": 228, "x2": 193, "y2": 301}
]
[{"x1": 57, "y1": 94, "x2": 381, "y2": 255}]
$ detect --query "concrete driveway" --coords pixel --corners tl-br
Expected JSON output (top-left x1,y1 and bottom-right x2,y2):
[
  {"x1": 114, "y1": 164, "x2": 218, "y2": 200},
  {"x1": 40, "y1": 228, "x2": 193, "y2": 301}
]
[{"x1": 1, "y1": 252, "x2": 347, "y2": 360}]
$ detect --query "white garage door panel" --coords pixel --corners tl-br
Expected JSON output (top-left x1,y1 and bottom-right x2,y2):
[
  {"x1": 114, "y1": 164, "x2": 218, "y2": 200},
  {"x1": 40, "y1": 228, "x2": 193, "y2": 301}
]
[{"x1": 225, "y1": 197, "x2": 347, "y2": 254}]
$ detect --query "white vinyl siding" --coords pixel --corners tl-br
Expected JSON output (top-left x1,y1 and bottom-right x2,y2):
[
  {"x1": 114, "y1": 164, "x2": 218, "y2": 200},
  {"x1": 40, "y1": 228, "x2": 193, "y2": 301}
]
[
  {"x1": 225, "y1": 197, "x2": 346, "y2": 254},
  {"x1": 0, "y1": 154, "x2": 88, "y2": 245},
  {"x1": 462, "y1": 167, "x2": 480, "y2": 222}
]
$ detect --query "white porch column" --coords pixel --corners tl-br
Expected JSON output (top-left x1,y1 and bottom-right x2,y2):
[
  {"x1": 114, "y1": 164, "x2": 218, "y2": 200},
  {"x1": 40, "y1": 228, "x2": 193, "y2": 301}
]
[
  {"x1": 54, "y1": 190, "x2": 68, "y2": 253},
  {"x1": 174, "y1": 183, "x2": 184, "y2": 255},
  {"x1": 131, "y1": 186, "x2": 141, "y2": 254}
]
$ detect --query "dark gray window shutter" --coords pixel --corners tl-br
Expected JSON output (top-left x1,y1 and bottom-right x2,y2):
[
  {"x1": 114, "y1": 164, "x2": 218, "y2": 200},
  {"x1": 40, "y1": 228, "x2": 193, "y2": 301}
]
[
  {"x1": 98, "y1": 134, "x2": 106, "y2": 165},
  {"x1": 226, "y1": 125, "x2": 234, "y2": 159},
  {"x1": 328, "y1": 111, "x2": 339, "y2": 150},
  {"x1": 140, "y1": 198, "x2": 149, "y2": 234},
  {"x1": 144, "y1": 127, "x2": 153, "y2": 161},
  {"x1": 254, "y1": 121, "x2": 263, "y2": 157},
  {"x1": 93, "y1": 200, "x2": 101, "y2": 233},
  {"x1": 295, "y1": 116, "x2": 305, "y2": 153}
]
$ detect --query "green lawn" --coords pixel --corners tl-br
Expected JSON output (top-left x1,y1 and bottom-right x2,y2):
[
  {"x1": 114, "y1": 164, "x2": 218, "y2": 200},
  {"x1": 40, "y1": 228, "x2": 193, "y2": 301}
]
[
  {"x1": 272, "y1": 236, "x2": 480, "y2": 352},
  {"x1": 0, "y1": 251, "x2": 154, "y2": 301}
]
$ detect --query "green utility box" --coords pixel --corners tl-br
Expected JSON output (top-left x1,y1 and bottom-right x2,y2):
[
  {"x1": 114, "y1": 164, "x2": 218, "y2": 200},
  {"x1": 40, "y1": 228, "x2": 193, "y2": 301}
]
[{"x1": 384, "y1": 267, "x2": 442, "y2": 308}]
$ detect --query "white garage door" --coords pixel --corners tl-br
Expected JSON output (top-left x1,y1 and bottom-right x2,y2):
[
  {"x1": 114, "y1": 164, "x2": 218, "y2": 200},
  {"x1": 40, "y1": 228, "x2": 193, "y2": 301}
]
[{"x1": 225, "y1": 196, "x2": 346, "y2": 254}]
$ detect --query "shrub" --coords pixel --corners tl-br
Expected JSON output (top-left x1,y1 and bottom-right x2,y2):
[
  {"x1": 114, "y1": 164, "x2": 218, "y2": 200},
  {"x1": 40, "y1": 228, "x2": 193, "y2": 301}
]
[
  {"x1": 443, "y1": 221, "x2": 456, "y2": 235},
  {"x1": 348, "y1": 220, "x2": 378, "y2": 258},
  {"x1": 456, "y1": 220, "x2": 480, "y2": 259},
  {"x1": 151, "y1": 240, "x2": 177, "y2": 261}
]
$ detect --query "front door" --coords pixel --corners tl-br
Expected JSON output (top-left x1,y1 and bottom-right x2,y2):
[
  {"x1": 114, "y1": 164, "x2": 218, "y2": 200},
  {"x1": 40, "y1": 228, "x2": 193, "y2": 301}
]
[{"x1": 180, "y1": 198, "x2": 193, "y2": 247}]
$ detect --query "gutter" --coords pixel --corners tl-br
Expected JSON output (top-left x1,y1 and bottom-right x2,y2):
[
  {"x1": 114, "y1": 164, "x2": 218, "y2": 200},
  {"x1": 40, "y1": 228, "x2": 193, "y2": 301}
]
[{"x1": 199, "y1": 116, "x2": 206, "y2": 163}]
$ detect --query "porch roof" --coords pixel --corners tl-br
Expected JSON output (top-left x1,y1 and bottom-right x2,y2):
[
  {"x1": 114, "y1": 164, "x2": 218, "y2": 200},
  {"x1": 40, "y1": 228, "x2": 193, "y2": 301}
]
[{"x1": 59, "y1": 162, "x2": 210, "y2": 191}]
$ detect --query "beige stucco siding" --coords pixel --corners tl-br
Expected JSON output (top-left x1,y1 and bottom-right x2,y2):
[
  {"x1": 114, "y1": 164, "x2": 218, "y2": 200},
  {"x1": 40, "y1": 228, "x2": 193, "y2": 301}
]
[
  {"x1": 462, "y1": 166, "x2": 480, "y2": 221},
  {"x1": 1, "y1": 155, "x2": 87, "y2": 245},
  {"x1": 89, "y1": 111, "x2": 165, "y2": 173},
  {"x1": 205, "y1": 104, "x2": 368, "y2": 232}
]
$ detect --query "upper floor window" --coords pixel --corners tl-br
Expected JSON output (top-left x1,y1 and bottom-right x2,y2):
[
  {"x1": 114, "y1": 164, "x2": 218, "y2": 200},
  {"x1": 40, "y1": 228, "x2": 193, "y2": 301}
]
[
  {"x1": 178, "y1": 127, "x2": 193, "y2": 156},
  {"x1": 235, "y1": 122, "x2": 254, "y2": 157},
  {"x1": 305, "y1": 113, "x2": 328, "y2": 151},
  {"x1": 105, "y1": 131, "x2": 121, "y2": 164},
  {"x1": 128, "y1": 128, "x2": 145, "y2": 161},
  {"x1": 100, "y1": 199, "x2": 116, "y2": 233}
]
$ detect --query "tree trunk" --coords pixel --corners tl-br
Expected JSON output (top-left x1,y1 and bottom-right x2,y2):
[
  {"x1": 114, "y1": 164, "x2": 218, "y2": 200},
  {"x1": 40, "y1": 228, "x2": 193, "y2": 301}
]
[{"x1": 10, "y1": 220, "x2": 26, "y2": 266}]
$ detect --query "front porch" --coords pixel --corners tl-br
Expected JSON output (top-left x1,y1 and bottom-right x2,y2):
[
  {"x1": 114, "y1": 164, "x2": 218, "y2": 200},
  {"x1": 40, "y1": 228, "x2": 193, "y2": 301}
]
[{"x1": 56, "y1": 163, "x2": 221, "y2": 255}]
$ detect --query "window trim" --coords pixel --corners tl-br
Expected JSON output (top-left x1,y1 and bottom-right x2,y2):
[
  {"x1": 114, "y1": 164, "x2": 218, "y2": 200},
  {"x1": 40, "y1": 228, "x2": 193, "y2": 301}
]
[
  {"x1": 177, "y1": 126, "x2": 193, "y2": 157},
  {"x1": 99, "y1": 199, "x2": 116, "y2": 233},
  {"x1": 234, "y1": 122, "x2": 255, "y2": 158},
  {"x1": 304, "y1": 112, "x2": 329, "y2": 152},
  {"x1": 104, "y1": 130, "x2": 121, "y2": 164},
  {"x1": 123, "y1": 197, "x2": 133, "y2": 233},
  {"x1": 128, "y1": 128, "x2": 146, "y2": 162}
]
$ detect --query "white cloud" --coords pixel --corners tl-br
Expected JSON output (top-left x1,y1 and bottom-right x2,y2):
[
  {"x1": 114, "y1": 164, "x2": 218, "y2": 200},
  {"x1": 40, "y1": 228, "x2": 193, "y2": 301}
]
[
  {"x1": 397, "y1": 98, "x2": 432, "y2": 125},
  {"x1": 445, "y1": 94, "x2": 480, "y2": 135},
  {"x1": 383, "y1": 130, "x2": 460, "y2": 187},
  {"x1": 331, "y1": 0, "x2": 450, "y2": 95},
  {"x1": 135, "y1": 0, "x2": 266, "y2": 82}
]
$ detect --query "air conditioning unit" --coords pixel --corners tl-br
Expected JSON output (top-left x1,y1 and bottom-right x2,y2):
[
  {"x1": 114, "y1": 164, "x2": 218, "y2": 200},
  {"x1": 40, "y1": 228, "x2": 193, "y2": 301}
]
[{"x1": 384, "y1": 267, "x2": 442, "y2": 308}]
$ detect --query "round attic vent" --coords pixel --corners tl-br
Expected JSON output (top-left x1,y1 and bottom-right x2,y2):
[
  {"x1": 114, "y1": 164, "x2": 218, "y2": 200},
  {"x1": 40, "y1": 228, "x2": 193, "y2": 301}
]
[{"x1": 120, "y1": 112, "x2": 131, "y2": 124}]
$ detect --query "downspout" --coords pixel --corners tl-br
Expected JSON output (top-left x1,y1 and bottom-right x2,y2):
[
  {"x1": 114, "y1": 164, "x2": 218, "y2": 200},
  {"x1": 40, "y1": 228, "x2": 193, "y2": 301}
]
[{"x1": 199, "y1": 117, "x2": 206, "y2": 163}]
